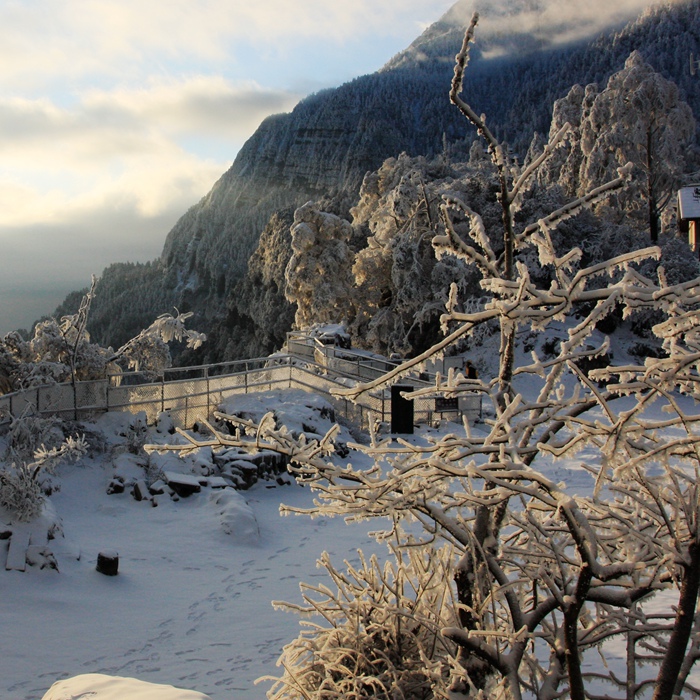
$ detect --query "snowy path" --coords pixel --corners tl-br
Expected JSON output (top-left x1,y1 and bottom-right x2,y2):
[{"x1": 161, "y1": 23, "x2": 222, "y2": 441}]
[{"x1": 1, "y1": 458, "x2": 379, "y2": 700}]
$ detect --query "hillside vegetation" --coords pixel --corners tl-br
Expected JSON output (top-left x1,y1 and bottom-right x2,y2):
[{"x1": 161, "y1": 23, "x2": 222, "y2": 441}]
[{"x1": 52, "y1": 0, "x2": 700, "y2": 366}]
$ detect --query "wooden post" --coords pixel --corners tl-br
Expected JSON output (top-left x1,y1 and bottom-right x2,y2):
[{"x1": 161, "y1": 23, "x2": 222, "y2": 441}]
[{"x1": 96, "y1": 550, "x2": 119, "y2": 576}]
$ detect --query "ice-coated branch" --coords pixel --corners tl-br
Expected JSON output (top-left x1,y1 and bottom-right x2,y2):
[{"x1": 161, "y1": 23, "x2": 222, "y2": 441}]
[
  {"x1": 517, "y1": 162, "x2": 634, "y2": 244},
  {"x1": 331, "y1": 312, "x2": 498, "y2": 400},
  {"x1": 450, "y1": 12, "x2": 479, "y2": 100},
  {"x1": 441, "y1": 626, "x2": 509, "y2": 675},
  {"x1": 510, "y1": 122, "x2": 571, "y2": 201},
  {"x1": 109, "y1": 309, "x2": 206, "y2": 371},
  {"x1": 145, "y1": 413, "x2": 341, "y2": 475},
  {"x1": 449, "y1": 11, "x2": 501, "y2": 161},
  {"x1": 435, "y1": 196, "x2": 499, "y2": 275}
]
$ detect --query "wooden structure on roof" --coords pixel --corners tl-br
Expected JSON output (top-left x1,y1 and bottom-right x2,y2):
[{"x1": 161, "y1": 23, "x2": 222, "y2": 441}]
[{"x1": 678, "y1": 185, "x2": 700, "y2": 255}]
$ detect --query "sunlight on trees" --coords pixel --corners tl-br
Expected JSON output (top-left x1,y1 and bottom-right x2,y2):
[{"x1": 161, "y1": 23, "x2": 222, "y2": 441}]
[
  {"x1": 543, "y1": 51, "x2": 695, "y2": 244},
  {"x1": 152, "y1": 15, "x2": 700, "y2": 700}
]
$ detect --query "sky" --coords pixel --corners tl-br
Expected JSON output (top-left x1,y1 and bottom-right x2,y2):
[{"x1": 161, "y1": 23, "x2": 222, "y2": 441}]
[{"x1": 0, "y1": 0, "x2": 661, "y2": 336}]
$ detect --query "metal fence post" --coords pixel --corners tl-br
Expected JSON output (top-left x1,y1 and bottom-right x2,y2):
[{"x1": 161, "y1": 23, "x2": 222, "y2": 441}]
[{"x1": 206, "y1": 365, "x2": 210, "y2": 419}]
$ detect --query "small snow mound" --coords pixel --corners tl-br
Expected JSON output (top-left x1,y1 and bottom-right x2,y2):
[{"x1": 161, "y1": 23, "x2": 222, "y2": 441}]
[
  {"x1": 156, "y1": 411, "x2": 176, "y2": 434},
  {"x1": 148, "y1": 450, "x2": 189, "y2": 474},
  {"x1": 41, "y1": 673, "x2": 212, "y2": 699},
  {"x1": 92, "y1": 411, "x2": 147, "y2": 444},
  {"x1": 112, "y1": 453, "x2": 146, "y2": 480},
  {"x1": 210, "y1": 490, "x2": 259, "y2": 544}
]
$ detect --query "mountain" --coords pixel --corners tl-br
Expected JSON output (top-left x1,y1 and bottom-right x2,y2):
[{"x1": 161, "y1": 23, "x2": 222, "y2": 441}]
[{"x1": 56, "y1": 0, "x2": 700, "y2": 364}]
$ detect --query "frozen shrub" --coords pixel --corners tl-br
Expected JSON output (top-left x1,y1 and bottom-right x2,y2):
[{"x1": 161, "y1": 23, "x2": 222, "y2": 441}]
[
  {"x1": 264, "y1": 543, "x2": 459, "y2": 700},
  {"x1": 0, "y1": 436, "x2": 87, "y2": 522}
]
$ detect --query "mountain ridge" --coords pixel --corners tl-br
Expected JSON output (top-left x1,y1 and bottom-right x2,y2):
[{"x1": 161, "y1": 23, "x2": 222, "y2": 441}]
[{"x1": 55, "y1": 0, "x2": 700, "y2": 363}]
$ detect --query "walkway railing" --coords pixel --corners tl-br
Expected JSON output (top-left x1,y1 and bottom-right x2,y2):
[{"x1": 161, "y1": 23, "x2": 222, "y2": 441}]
[{"x1": 0, "y1": 348, "x2": 482, "y2": 431}]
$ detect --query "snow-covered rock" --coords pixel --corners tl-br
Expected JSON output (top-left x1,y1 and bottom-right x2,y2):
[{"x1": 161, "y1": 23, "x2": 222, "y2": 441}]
[
  {"x1": 41, "y1": 673, "x2": 211, "y2": 699},
  {"x1": 210, "y1": 489, "x2": 260, "y2": 544}
]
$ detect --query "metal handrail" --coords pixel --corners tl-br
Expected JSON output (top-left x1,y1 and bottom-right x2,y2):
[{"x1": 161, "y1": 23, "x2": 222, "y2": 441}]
[{"x1": 0, "y1": 346, "x2": 480, "y2": 429}]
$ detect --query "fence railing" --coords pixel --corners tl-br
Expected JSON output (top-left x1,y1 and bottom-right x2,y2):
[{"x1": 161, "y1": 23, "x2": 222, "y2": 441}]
[{"x1": 0, "y1": 351, "x2": 482, "y2": 432}]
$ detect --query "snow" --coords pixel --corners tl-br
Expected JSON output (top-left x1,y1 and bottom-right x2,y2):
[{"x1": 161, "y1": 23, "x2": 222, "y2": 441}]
[
  {"x1": 0, "y1": 392, "x2": 383, "y2": 700},
  {"x1": 42, "y1": 673, "x2": 213, "y2": 700},
  {"x1": 0, "y1": 372, "x2": 697, "y2": 698}
]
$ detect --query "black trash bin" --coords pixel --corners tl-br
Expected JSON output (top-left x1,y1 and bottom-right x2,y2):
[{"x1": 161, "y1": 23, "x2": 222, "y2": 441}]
[{"x1": 391, "y1": 384, "x2": 414, "y2": 434}]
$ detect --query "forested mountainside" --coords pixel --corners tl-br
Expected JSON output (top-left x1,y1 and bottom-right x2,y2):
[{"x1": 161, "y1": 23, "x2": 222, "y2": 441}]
[{"x1": 56, "y1": 0, "x2": 700, "y2": 364}]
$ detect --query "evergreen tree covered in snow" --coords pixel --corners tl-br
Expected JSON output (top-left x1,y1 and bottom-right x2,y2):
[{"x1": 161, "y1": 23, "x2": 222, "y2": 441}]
[{"x1": 540, "y1": 51, "x2": 695, "y2": 243}]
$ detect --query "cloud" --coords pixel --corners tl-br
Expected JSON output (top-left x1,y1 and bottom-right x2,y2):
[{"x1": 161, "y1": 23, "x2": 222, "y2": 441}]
[
  {"x1": 444, "y1": 0, "x2": 681, "y2": 53},
  {"x1": 0, "y1": 76, "x2": 300, "y2": 226},
  {"x1": 0, "y1": 77, "x2": 298, "y2": 155},
  {"x1": 0, "y1": 1, "x2": 456, "y2": 91},
  {"x1": 0, "y1": 202, "x2": 185, "y2": 335},
  {"x1": 0, "y1": 146, "x2": 224, "y2": 226},
  {"x1": 81, "y1": 77, "x2": 300, "y2": 140},
  {"x1": 0, "y1": 1, "x2": 664, "y2": 93}
]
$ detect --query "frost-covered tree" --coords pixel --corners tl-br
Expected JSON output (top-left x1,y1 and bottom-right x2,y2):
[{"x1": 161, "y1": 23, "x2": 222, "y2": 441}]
[
  {"x1": 0, "y1": 428, "x2": 86, "y2": 522},
  {"x1": 0, "y1": 438, "x2": 86, "y2": 522},
  {"x1": 542, "y1": 51, "x2": 695, "y2": 243},
  {"x1": 284, "y1": 202, "x2": 355, "y2": 329},
  {"x1": 0, "y1": 277, "x2": 206, "y2": 395},
  {"x1": 348, "y1": 155, "x2": 479, "y2": 356},
  {"x1": 159, "y1": 15, "x2": 700, "y2": 700}
]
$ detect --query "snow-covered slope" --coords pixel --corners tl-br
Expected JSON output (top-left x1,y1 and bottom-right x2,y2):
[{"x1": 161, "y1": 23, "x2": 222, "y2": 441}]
[{"x1": 0, "y1": 394, "x2": 383, "y2": 700}]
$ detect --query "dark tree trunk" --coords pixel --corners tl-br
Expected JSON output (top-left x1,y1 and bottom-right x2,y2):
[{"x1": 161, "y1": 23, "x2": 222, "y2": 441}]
[
  {"x1": 649, "y1": 196, "x2": 659, "y2": 244},
  {"x1": 653, "y1": 539, "x2": 700, "y2": 700}
]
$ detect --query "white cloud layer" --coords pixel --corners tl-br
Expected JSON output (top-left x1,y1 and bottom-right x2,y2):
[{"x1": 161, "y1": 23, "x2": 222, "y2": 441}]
[
  {"x1": 0, "y1": 0, "x2": 453, "y2": 90},
  {"x1": 459, "y1": 0, "x2": 683, "y2": 52},
  {"x1": 0, "y1": 77, "x2": 299, "y2": 226}
]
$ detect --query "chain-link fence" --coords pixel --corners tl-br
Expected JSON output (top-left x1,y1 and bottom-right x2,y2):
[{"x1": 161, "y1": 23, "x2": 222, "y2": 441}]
[{"x1": 0, "y1": 354, "x2": 482, "y2": 432}]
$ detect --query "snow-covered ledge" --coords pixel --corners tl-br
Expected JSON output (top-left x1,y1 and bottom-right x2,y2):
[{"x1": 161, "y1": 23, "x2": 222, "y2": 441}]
[{"x1": 41, "y1": 673, "x2": 212, "y2": 699}]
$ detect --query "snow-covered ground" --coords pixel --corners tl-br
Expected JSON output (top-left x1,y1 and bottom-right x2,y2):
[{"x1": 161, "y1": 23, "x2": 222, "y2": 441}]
[
  {"x1": 0, "y1": 393, "x2": 385, "y2": 700},
  {"x1": 1, "y1": 358, "x2": 696, "y2": 699}
]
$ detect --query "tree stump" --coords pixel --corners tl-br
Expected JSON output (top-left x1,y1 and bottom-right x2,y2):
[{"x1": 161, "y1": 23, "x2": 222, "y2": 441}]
[{"x1": 96, "y1": 550, "x2": 119, "y2": 576}]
